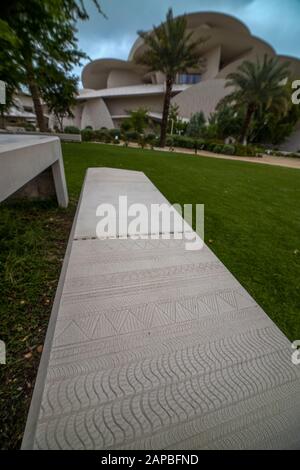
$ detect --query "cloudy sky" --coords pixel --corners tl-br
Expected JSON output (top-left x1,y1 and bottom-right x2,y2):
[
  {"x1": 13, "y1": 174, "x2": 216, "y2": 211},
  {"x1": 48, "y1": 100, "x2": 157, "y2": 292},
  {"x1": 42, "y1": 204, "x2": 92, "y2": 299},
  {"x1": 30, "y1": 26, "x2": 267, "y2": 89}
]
[{"x1": 75, "y1": 0, "x2": 300, "y2": 80}]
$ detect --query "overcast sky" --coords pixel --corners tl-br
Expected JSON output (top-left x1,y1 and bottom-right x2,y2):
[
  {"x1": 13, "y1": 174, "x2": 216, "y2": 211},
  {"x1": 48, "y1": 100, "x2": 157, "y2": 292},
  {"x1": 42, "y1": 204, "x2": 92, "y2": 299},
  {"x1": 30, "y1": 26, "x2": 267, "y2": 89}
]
[{"x1": 75, "y1": 0, "x2": 300, "y2": 81}]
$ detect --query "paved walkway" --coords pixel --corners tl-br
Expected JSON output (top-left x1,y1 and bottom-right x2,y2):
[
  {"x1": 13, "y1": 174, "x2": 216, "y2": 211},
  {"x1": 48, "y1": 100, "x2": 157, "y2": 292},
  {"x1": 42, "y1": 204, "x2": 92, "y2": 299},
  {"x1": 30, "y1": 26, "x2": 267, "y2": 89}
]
[
  {"x1": 156, "y1": 146, "x2": 300, "y2": 169},
  {"x1": 23, "y1": 168, "x2": 300, "y2": 450},
  {"x1": 124, "y1": 142, "x2": 300, "y2": 169}
]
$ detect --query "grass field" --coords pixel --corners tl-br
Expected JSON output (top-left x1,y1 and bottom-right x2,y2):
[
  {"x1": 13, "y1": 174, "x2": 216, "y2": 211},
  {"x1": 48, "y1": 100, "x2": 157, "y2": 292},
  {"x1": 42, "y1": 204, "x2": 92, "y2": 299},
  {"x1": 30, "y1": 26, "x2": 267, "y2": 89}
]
[{"x1": 0, "y1": 142, "x2": 299, "y2": 448}]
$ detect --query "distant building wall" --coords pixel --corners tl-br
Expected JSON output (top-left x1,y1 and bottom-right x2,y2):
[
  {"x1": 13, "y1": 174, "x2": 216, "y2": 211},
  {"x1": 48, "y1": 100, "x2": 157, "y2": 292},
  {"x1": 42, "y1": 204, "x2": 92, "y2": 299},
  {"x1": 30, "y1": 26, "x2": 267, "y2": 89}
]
[
  {"x1": 81, "y1": 98, "x2": 114, "y2": 129},
  {"x1": 105, "y1": 95, "x2": 164, "y2": 117},
  {"x1": 155, "y1": 72, "x2": 166, "y2": 85},
  {"x1": 107, "y1": 70, "x2": 143, "y2": 88},
  {"x1": 202, "y1": 46, "x2": 221, "y2": 80},
  {"x1": 171, "y1": 78, "x2": 233, "y2": 120}
]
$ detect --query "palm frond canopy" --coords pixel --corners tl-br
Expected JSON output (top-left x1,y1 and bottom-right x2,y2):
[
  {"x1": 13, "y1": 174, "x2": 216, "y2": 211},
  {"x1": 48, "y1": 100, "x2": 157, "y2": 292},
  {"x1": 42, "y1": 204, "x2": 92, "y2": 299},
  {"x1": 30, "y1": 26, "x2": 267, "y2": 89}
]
[
  {"x1": 136, "y1": 8, "x2": 206, "y2": 79},
  {"x1": 225, "y1": 55, "x2": 291, "y2": 114}
]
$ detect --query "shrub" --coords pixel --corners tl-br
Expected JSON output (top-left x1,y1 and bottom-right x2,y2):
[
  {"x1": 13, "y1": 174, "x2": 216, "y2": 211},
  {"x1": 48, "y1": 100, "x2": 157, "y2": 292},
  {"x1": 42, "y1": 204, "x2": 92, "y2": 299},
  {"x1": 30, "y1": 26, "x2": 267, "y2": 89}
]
[
  {"x1": 121, "y1": 119, "x2": 132, "y2": 132},
  {"x1": 92, "y1": 129, "x2": 109, "y2": 143},
  {"x1": 138, "y1": 134, "x2": 147, "y2": 149},
  {"x1": 203, "y1": 141, "x2": 221, "y2": 152},
  {"x1": 186, "y1": 111, "x2": 206, "y2": 138},
  {"x1": 109, "y1": 128, "x2": 121, "y2": 139},
  {"x1": 166, "y1": 136, "x2": 174, "y2": 147},
  {"x1": 172, "y1": 135, "x2": 195, "y2": 149},
  {"x1": 64, "y1": 125, "x2": 80, "y2": 134},
  {"x1": 146, "y1": 133, "x2": 158, "y2": 146},
  {"x1": 212, "y1": 144, "x2": 224, "y2": 154},
  {"x1": 222, "y1": 144, "x2": 236, "y2": 155},
  {"x1": 124, "y1": 130, "x2": 140, "y2": 142},
  {"x1": 24, "y1": 123, "x2": 36, "y2": 131},
  {"x1": 234, "y1": 144, "x2": 249, "y2": 156},
  {"x1": 289, "y1": 153, "x2": 300, "y2": 159},
  {"x1": 85, "y1": 125, "x2": 93, "y2": 130},
  {"x1": 234, "y1": 144, "x2": 260, "y2": 157},
  {"x1": 81, "y1": 129, "x2": 94, "y2": 141}
]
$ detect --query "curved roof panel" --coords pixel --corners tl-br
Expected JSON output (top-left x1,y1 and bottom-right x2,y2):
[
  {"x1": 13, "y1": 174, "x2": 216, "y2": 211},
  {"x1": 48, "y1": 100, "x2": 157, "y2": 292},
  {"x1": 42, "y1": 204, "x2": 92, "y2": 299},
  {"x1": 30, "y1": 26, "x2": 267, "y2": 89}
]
[
  {"x1": 82, "y1": 59, "x2": 147, "y2": 90},
  {"x1": 128, "y1": 12, "x2": 252, "y2": 60}
]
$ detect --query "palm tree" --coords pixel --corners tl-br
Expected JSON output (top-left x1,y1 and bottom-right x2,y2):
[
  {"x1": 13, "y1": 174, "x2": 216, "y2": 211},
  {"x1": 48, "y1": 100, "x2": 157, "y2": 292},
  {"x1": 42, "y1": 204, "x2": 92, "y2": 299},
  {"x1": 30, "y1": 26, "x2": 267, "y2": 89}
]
[
  {"x1": 136, "y1": 8, "x2": 205, "y2": 147},
  {"x1": 223, "y1": 55, "x2": 290, "y2": 144}
]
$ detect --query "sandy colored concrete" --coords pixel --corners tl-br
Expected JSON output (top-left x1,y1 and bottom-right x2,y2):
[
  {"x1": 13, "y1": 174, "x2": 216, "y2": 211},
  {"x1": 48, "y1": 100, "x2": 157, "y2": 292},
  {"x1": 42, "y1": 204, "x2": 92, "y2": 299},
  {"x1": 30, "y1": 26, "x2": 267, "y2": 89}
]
[
  {"x1": 74, "y1": 168, "x2": 193, "y2": 239},
  {"x1": 23, "y1": 168, "x2": 300, "y2": 450}
]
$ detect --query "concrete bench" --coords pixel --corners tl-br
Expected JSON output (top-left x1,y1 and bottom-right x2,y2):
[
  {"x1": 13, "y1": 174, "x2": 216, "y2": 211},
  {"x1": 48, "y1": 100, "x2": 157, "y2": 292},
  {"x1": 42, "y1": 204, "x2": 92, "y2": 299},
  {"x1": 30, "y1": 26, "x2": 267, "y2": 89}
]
[
  {"x1": 1, "y1": 129, "x2": 82, "y2": 143},
  {"x1": 22, "y1": 168, "x2": 300, "y2": 450},
  {"x1": 0, "y1": 135, "x2": 68, "y2": 207}
]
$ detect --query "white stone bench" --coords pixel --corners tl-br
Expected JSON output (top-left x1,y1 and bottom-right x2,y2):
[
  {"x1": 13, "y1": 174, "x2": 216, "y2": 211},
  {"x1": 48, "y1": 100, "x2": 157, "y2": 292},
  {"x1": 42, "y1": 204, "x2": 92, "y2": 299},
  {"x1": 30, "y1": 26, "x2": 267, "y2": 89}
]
[
  {"x1": 0, "y1": 135, "x2": 68, "y2": 207},
  {"x1": 22, "y1": 168, "x2": 300, "y2": 450}
]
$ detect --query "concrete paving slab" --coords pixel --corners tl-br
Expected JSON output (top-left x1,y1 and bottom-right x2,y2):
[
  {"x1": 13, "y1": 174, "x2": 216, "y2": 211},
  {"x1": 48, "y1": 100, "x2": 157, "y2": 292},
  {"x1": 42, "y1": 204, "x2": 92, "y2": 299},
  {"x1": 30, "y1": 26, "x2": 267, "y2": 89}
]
[
  {"x1": 74, "y1": 168, "x2": 193, "y2": 239},
  {"x1": 22, "y1": 168, "x2": 300, "y2": 450}
]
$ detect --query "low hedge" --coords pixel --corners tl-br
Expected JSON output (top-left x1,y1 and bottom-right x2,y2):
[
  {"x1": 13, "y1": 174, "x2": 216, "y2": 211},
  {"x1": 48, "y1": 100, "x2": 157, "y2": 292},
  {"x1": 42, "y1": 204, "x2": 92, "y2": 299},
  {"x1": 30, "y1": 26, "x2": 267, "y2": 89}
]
[
  {"x1": 80, "y1": 127, "x2": 264, "y2": 157},
  {"x1": 123, "y1": 130, "x2": 140, "y2": 142},
  {"x1": 81, "y1": 129, "x2": 95, "y2": 141},
  {"x1": 64, "y1": 125, "x2": 80, "y2": 134},
  {"x1": 166, "y1": 134, "x2": 264, "y2": 157}
]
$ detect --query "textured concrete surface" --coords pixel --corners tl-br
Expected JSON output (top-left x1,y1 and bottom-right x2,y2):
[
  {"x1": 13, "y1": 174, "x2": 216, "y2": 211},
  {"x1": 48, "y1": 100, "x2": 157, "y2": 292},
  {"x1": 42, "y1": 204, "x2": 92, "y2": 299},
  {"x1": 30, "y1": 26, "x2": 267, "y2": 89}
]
[
  {"x1": 23, "y1": 168, "x2": 300, "y2": 450},
  {"x1": 74, "y1": 168, "x2": 193, "y2": 239}
]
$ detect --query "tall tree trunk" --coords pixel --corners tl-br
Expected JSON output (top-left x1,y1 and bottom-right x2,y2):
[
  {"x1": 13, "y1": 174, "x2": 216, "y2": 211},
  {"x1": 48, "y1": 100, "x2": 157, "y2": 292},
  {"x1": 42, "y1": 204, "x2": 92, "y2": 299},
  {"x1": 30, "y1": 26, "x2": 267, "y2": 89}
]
[
  {"x1": 159, "y1": 76, "x2": 173, "y2": 148},
  {"x1": 240, "y1": 104, "x2": 255, "y2": 145},
  {"x1": 25, "y1": 58, "x2": 46, "y2": 132},
  {"x1": 0, "y1": 109, "x2": 5, "y2": 129}
]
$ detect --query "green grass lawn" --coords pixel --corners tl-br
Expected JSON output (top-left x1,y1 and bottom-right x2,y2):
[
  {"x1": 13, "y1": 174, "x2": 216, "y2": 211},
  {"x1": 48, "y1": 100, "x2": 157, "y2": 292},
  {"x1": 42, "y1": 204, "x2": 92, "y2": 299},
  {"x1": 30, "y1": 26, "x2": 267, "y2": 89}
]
[{"x1": 0, "y1": 142, "x2": 300, "y2": 448}]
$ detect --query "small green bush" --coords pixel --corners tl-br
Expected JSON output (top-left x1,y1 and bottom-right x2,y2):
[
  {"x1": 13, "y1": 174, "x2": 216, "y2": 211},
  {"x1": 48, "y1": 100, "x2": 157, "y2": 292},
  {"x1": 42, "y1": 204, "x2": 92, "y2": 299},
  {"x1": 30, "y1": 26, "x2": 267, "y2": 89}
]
[
  {"x1": 81, "y1": 129, "x2": 94, "y2": 141},
  {"x1": 172, "y1": 135, "x2": 194, "y2": 149},
  {"x1": 145, "y1": 133, "x2": 157, "y2": 143},
  {"x1": 64, "y1": 125, "x2": 80, "y2": 134},
  {"x1": 234, "y1": 144, "x2": 249, "y2": 156},
  {"x1": 24, "y1": 123, "x2": 36, "y2": 131},
  {"x1": 166, "y1": 136, "x2": 174, "y2": 147},
  {"x1": 124, "y1": 131, "x2": 140, "y2": 142},
  {"x1": 212, "y1": 144, "x2": 224, "y2": 154},
  {"x1": 138, "y1": 135, "x2": 147, "y2": 149},
  {"x1": 222, "y1": 144, "x2": 236, "y2": 155},
  {"x1": 109, "y1": 128, "x2": 121, "y2": 139},
  {"x1": 120, "y1": 119, "x2": 132, "y2": 132},
  {"x1": 146, "y1": 134, "x2": 158, "y2": 148},
  {"x1": 92, "y1": 130, "x2": 109, "y2": 142}
]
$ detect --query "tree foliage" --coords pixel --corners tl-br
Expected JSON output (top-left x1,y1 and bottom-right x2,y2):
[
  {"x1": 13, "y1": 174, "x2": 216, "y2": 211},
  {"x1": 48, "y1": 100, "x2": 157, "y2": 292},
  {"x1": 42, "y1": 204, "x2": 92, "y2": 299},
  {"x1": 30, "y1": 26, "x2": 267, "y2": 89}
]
[
  {"x1": 252, "y1": 82, "x2": 300, "y2": 145},
  {"x1": 122, "y1": 108, "x2": 149, "y2": 134},
  {"x1": 223, "y1": 55, "x2": 291, "y2": 144},
  {"x1": 0, "y1": 1, "x2": 104, "y2": 130},
  {"x1": 186, "y1": 111, "x2": 206, "y2": 138},
  {"x1": 136, "y1": 8, "x2": 206, "y2": 147},
  {"x1": 167, "y1": 104, "x2": 187, "y2": 135}
]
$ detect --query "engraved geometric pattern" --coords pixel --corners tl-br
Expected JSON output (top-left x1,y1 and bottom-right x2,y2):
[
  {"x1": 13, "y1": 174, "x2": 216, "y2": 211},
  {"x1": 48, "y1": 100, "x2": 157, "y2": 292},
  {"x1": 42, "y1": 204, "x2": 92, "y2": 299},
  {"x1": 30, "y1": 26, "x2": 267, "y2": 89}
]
[{"x1": 23, "y1": 169, "x2": 300, "y2": 450}]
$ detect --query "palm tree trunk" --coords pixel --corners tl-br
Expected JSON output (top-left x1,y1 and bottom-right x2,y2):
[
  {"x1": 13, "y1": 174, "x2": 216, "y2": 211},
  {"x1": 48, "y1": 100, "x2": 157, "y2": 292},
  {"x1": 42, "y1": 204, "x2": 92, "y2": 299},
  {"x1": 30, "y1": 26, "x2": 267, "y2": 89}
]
[
  {"x1": 159, "y1": 76, "x2": 173, "y2": 147},
  {"x1": 25, "y1": 58, "x2": 46, "y2": 132},
  {"x1": 240, "y1": 104, "x2": 255, "y2": 145}
]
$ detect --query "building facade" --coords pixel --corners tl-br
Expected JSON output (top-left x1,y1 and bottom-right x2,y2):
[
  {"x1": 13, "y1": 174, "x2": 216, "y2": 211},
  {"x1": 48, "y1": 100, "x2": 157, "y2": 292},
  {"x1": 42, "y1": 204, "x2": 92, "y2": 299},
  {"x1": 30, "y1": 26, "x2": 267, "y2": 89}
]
[{"x1": 64, "y1": 11, "x2": 300, "y2": 143}]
